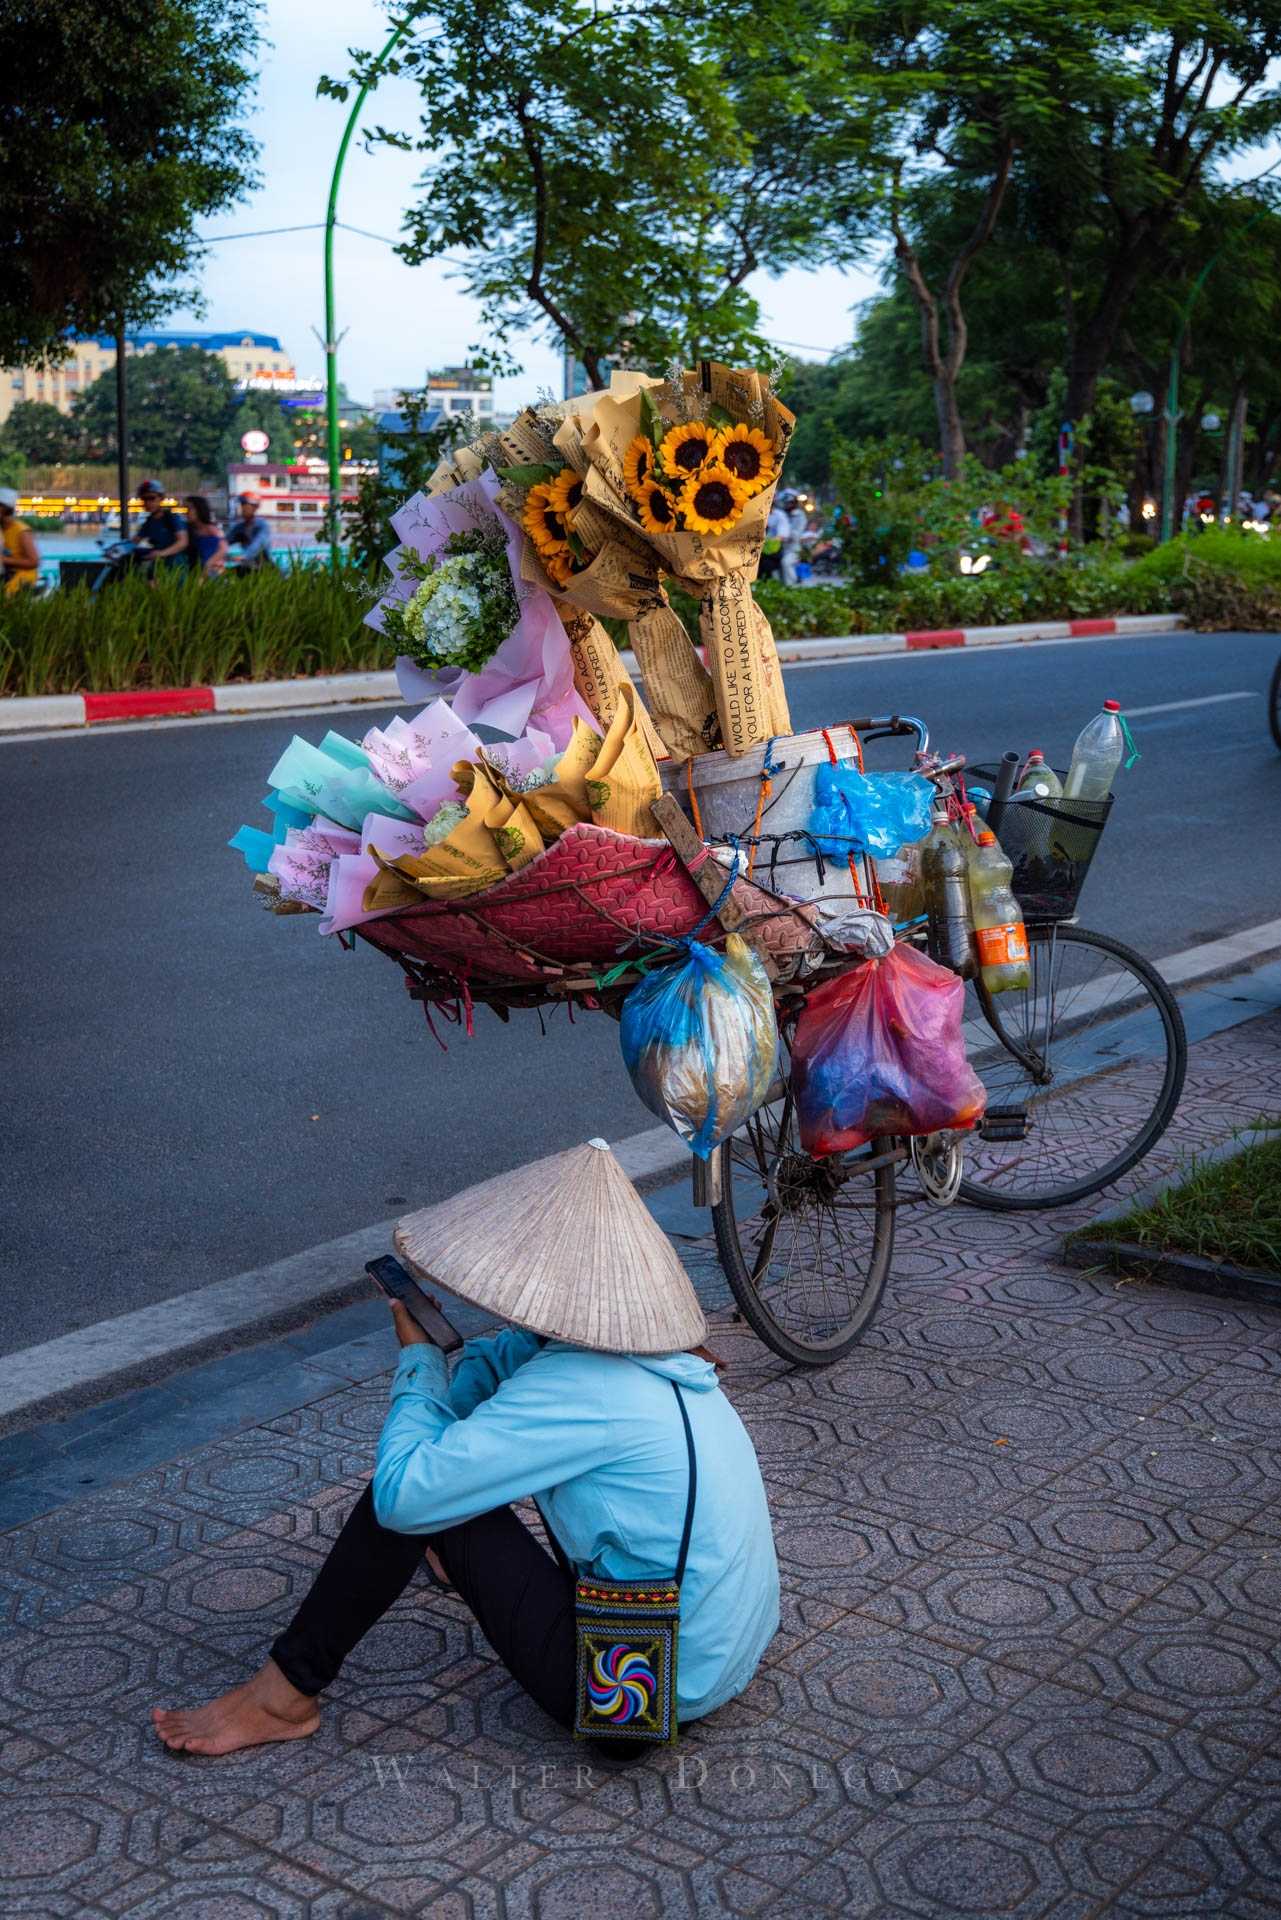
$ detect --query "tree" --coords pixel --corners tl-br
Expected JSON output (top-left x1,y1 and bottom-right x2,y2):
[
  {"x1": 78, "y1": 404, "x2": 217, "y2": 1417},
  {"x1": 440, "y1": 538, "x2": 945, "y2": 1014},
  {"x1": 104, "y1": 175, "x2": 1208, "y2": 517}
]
[
  {"x1": 74, "y1": 347, "x2": 239, "y2": 475},
  {"x1": 0, "y1": 0, "x2": 260, "y2": 367},
  {"x1": 218, "y1": 388, "x2": 294, "y2": 473},
  {"x1": 328, "y1": 2, "x2": 867, "y2": 387},
  {"x1": 1035, "y1": 8, "x2": 1281, "y2": 435},
  {"x1": 344, "y1": 391, "x2": 465, "y2": 575},
  {"x1": 1, "y1": 400, "x2": 82, "y2": 465}
]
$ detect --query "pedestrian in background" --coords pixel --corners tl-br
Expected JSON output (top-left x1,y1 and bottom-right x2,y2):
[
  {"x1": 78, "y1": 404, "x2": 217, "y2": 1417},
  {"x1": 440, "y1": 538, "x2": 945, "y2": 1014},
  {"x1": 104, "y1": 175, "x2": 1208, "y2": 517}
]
[
  {"x1": 225, "y1": 492, "x2": 274, "y2": 573},
  {"x1": 777, "y1": 490, "x2": 808, "y2": 586},
  {"x1": 184, "y1": 497, "x2": 228, "y2": 577},
  {"x1": 0, "y1": 487, "x2": 39, "y2": 595}
]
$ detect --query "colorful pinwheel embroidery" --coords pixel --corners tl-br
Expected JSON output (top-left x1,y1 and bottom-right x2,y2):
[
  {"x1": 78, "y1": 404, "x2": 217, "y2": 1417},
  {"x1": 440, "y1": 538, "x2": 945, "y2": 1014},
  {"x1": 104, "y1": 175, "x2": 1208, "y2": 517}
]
[{"x1": 586, "y1": 1644, "x2": 658, "y2": 1723}]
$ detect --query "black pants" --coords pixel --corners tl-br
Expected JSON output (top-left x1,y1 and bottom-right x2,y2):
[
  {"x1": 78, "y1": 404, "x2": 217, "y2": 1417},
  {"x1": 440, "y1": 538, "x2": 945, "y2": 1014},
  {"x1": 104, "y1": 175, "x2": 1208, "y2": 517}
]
[{"x1": 271, "y1": 1483, "x2": 642, "y2": 1754}]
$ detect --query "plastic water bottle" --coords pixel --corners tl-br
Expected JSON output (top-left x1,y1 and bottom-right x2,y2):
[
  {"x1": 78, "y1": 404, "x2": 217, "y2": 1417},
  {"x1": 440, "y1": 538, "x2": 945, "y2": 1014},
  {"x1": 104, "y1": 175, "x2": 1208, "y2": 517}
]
[
  {"x1": 1064, "y1": 702, "x2": 1126, "y2": 800},
  {"x1": 967, "y1": 831, "x2": 1030, "y2": 994},
  {"x1": 1014, "y1": 751, "x2": 1062, "y2": 801},
  {"x1": 921, "y1": 807, "x2": 976, "y2": 978}
]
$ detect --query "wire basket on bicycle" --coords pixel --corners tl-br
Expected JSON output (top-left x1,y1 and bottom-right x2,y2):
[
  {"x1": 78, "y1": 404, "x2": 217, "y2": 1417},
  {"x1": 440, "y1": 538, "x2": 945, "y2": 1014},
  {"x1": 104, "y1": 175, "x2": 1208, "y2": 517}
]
[{"x1": 968, "y1": 764, "x2": 1112, "y2": 921}]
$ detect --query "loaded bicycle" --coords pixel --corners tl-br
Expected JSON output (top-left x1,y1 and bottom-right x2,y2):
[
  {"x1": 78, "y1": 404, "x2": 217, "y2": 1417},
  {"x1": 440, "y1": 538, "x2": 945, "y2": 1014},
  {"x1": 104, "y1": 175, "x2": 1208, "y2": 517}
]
[
  {"x1": 708, "y1": 714, "x2": 1186, "y2": 1365},
  {"x1": 351, "y1": 708, "x2": 1185, "y2": 1370}
]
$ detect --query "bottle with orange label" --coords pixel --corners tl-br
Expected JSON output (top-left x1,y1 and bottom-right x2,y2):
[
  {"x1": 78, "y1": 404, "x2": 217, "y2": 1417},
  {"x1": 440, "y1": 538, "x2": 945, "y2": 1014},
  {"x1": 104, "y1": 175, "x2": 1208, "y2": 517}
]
[{"x1": 966, "y1": 829, "x2": 1030, "y2": 993}]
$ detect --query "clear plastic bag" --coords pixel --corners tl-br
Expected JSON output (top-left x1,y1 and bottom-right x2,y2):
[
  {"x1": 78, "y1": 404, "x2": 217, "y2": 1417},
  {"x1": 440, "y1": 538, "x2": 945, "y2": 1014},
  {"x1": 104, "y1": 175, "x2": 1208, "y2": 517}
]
[
  {"x1": 808, "y1": 764, "x2": 934, "y2": 860},
  {"x1": 620, "y1": 935, "x2": 779, "y2": 1159},
  {"x1": 790, "y1": 944, "x2": 987, "y2": 1156}
]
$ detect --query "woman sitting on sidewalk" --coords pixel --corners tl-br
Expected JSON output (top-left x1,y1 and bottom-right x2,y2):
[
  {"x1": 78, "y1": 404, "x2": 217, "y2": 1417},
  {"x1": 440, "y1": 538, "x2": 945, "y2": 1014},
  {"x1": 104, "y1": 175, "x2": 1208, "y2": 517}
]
[{"x1": 152, "y1": 1143, "x2": 779, "y2": 1757}]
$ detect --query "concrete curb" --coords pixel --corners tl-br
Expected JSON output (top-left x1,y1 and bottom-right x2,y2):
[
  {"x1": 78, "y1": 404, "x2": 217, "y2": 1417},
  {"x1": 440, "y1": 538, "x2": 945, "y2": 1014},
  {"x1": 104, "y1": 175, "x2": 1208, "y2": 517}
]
[
  {"x1": 0, "y1": 1123, "x2": 691, "y2": 1435},
  {"x1": 0, "y1": 613, "x2": 1186, "y2": 733}
]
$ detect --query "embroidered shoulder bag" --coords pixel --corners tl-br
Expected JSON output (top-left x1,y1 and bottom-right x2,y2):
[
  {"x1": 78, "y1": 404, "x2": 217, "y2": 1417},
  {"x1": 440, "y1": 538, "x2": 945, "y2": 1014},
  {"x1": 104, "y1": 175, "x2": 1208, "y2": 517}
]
[{"x1": 573, "y1": 1380, "x2": 697, "y2": 1746}]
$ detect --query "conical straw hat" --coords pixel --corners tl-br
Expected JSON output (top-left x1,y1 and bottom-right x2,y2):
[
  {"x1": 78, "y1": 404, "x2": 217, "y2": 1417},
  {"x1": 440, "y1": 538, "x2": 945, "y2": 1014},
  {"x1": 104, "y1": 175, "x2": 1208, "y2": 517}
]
[{"x1": 393, "y1": 1139, "x2": 707, "y2": 1355}]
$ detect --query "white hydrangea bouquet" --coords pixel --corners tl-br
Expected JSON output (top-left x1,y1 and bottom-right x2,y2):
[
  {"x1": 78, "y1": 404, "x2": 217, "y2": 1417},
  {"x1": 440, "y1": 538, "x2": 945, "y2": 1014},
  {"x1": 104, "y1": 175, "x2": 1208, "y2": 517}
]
[{"x1": 367, "y1": 471, "x2": 596, "y2": 747}]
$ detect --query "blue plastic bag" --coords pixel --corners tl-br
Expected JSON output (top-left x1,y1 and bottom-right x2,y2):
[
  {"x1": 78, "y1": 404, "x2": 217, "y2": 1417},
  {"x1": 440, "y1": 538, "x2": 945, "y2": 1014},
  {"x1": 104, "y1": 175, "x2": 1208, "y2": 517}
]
[
  {"x1": 808, "y1": 764, "x2": 933, "y2": 860},
  {"x1": 620, "y1": 936, "x2": 778, "y2": 1159}
]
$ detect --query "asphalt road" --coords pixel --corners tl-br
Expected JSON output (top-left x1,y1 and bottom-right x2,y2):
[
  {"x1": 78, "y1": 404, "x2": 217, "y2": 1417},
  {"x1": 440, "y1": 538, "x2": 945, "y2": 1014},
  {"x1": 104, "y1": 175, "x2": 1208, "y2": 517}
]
[{"x1": 3, "y1": 626, "x2": 1279, "y2": 1352}]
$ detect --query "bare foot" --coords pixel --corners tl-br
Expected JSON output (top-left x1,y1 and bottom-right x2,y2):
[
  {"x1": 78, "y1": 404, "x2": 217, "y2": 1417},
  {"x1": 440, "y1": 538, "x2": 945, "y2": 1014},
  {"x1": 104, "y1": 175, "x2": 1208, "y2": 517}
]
[{"x1": 152, "y1": 1658, "x2": 320, "y2": 1756}]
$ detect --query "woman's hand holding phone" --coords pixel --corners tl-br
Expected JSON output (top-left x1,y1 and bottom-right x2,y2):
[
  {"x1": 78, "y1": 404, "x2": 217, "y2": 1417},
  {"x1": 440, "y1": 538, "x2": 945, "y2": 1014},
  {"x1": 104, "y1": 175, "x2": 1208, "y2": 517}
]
[{"x1": 388, "y1": 1299, "x2": 432, "y2": 1349}]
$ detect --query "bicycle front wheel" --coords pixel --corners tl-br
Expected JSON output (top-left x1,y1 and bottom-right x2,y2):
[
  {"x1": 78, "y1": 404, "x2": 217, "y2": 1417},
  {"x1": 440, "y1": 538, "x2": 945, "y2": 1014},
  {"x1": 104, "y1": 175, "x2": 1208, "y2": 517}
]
[
  {"x1": 957, "y1": 924, "x2": 1187, "y2": 1210},
  {"x1": 712, "y1": 1087, "x2": 896, "y2": 1367},
  {"x1": 1269, "y1": 653, "x2": 1281, "y2": 751}
]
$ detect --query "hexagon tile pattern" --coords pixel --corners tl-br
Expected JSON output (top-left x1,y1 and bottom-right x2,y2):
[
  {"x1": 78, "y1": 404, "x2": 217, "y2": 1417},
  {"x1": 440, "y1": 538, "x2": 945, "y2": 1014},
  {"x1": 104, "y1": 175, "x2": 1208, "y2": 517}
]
[{"x1": 0, "y1": 1008, "x2": 1279, "y2": 1916}]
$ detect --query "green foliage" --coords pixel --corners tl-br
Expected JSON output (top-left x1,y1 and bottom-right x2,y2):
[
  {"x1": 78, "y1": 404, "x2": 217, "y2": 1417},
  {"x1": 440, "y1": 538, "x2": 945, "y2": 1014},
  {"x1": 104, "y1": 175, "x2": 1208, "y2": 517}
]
[
  {"x1": 73, "y1": 348, "x2": 239, "y2": 477},
  {"x1": 219, "y1": 388, "x2": 294, "y2": 473},
  {"x1": 0, "y1": 0, "x2": 260, "y2": 364},
  {"x1": 827, "y1": 437, "x2": 936, "y2": 585},
  {"x1": 328, "y1": 3, "x2": 860, "y2": 385},
  {"x1": 1, "y1": 401, "x2": 81, "y2": 465},
  {"x1": 344, "y1": 391, "x2": 466, "y2": 576},
  {"x1": 1128, "y1": 527, "x2": 1281, "y2": 630},
  {"x1": 0, "y1": 550, "x2": 1185, "y2": 699},
  {"x1": 1074, "y1": 1126, "x2": 1281, "y2": 1276},
  {"x1": 0, "y1": 566, "x2": 383, "y2": 697}
]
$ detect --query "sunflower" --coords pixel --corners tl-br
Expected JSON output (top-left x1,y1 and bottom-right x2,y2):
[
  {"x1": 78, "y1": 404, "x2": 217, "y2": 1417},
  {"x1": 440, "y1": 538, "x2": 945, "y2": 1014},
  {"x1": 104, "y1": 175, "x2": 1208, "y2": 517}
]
[
  {"x1": 659, "y1": 420, "x2": 717, "y2": 480},
  {"x1": 539, "y1": 545, "x2": 575, "y2": 588},
  {"x1": 680, "y1": 463, "x2": 748, "y2": 536},
  {"x1": 622, "y1": 436, "x2": 653, "y2": 502},
  {"x1": 523, "y1": 482, "x2": 572, "y2": 556},
  {"x1": 548, "y1": 467, "x2": 585, "y2": 525},
  {"x1": 635, "y1": 480, "x2": 679, "y2": 536},
  {"x1": 715, "y1": 423, "x2": 776, "y2": 495}
]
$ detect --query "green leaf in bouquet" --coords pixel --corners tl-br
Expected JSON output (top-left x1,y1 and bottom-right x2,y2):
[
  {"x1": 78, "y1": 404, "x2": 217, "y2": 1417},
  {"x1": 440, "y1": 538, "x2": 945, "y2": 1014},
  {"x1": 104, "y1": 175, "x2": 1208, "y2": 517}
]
[
  {"x1": 707, "y1": 403, "x2": 737, "y2": 428},
  {"x1": 638, "y1": 387, "x2": 667, "y2": 454},
  {"x1": 566, "y1": 529, "x2": 589, "y2": 562},
  {"x1": 496, "y1": 462, "x2": 562, "y2": 488}
]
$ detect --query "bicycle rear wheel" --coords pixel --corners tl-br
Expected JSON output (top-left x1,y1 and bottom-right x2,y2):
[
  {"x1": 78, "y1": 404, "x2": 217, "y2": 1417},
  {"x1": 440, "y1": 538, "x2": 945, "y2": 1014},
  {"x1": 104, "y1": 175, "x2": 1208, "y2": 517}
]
[
  {"x1": 1269, "y1": 652, "x2": 1281, "y2": 751},
  {"x1": 957, "y1": 923, "x2": 1186, "y2": 1210},
  {"x1": 711, "y1": 1083, "x2": 896, "y2": 1367}
]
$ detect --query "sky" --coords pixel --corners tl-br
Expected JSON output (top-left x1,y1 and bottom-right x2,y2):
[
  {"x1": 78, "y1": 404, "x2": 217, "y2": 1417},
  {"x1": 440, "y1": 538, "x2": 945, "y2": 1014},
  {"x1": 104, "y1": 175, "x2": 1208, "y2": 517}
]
[{"x1": 168, "y1": 0, "x2": 881, "y2": 409}]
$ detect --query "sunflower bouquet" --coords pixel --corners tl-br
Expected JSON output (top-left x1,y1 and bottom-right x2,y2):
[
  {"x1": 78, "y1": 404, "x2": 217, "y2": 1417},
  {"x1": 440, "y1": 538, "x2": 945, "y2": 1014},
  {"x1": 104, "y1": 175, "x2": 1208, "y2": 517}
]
[{"x1": 580, "y1": 364, "x2": 795, "y2": 758}]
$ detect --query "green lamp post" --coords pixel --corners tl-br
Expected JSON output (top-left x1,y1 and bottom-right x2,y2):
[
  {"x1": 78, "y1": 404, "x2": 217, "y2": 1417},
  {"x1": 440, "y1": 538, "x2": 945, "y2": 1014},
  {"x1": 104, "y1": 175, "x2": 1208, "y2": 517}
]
[{"x1": 322, "y1": 22, "x2": 411, "y2": 569}]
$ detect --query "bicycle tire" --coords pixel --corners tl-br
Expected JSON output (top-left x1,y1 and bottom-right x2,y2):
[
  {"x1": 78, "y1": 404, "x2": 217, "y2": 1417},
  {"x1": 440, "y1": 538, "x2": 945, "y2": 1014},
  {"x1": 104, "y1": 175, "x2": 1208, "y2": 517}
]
[
  {"x1": 711, "y1": 1086, "x2": 896, "y2": 1367},
  {"x1": 1269, "y1": 653, "x2": 1281, "y2": 752},
  {"x1": 957, "y1": 923, "x2": 1187, "y2": 1211}
]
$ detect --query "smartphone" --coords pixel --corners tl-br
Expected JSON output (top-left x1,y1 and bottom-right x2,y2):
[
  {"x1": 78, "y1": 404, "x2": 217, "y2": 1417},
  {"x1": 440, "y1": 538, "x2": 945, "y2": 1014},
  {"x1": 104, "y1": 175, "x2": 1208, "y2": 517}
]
[{"x1": 365, "y1": 1256, "x2": 465, "y2": 1354}]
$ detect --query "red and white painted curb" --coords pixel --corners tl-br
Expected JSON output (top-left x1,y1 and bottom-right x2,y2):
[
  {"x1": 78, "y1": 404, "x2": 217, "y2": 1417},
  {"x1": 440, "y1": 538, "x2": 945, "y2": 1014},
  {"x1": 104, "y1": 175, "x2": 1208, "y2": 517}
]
[{"x1": 0, "y1": 614, "x2": 1184, "y2": 734}]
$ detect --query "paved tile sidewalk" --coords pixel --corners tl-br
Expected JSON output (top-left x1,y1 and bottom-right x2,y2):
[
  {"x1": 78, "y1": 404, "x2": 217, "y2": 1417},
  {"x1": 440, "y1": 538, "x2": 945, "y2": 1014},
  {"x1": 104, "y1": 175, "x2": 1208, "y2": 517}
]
[{"x1": 2, "y1": 1010, "x2": 1280, "y2": 1918}]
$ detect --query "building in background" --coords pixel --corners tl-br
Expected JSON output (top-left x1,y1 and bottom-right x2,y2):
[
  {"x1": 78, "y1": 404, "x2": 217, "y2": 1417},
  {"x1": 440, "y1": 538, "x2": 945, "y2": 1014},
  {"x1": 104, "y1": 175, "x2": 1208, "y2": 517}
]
[
  {"x1": 426, "y1": 365, "x2": 493, "y2": 422},
  {"x1": 0, "y1": 330, "x2": 294, "y2": 428}
]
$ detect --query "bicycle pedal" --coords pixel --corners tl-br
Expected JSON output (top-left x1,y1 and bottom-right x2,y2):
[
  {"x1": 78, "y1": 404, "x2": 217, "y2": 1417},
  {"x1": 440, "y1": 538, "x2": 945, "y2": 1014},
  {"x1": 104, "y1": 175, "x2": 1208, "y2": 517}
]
[{"x1": 978, "y1": 1106, "x2": 1030, "y2": 1142}]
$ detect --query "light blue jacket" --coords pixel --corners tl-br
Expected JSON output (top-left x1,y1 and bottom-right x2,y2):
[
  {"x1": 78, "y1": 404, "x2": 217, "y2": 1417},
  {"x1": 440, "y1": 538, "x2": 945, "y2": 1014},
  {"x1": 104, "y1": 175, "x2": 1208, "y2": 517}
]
[{"x1": 373, "y1": 1330, "x2": 779, "y2": 1721}]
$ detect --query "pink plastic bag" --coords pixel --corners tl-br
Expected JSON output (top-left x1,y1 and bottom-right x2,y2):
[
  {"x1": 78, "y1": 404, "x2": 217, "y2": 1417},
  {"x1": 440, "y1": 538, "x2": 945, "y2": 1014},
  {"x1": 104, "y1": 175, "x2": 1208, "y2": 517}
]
[{"x1": 790, "y1": 945, "x2": 987, "y2": 1157}]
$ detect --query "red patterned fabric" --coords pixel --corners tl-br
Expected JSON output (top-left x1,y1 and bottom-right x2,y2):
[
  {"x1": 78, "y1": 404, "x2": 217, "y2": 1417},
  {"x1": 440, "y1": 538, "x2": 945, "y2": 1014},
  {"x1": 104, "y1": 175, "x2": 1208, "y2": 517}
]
[{"x1": 356, "y1": 823, "x2": 813, "y2": 986}]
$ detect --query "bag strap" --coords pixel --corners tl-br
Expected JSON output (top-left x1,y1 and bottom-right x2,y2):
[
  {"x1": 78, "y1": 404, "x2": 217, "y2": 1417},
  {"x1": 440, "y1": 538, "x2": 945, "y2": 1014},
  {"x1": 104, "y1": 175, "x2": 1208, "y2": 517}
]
[{"x1": 672, "y1": 1381, "x2": 698, "y2": 1587}]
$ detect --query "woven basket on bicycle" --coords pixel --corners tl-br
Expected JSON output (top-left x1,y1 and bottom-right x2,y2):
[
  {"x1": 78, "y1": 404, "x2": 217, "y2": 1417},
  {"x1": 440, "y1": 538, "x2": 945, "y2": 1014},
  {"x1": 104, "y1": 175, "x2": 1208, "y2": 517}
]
[
  {"x1": 353, "y1": 820, "x2": 820, "y2": 1021},
  {"x1": 968, "y1": 765, "x2": 1113, "y2": 922}
]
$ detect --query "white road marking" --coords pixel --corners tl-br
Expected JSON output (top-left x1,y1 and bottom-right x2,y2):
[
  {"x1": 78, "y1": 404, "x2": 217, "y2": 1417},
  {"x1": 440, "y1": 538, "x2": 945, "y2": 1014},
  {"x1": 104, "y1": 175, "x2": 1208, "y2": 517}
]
[
  {"x1": 773, "y1": 629, "x2": 1187, "y2": 671},
  {"x1": 1124, "y1": 691, "x2": 1259, "y2": 717}
]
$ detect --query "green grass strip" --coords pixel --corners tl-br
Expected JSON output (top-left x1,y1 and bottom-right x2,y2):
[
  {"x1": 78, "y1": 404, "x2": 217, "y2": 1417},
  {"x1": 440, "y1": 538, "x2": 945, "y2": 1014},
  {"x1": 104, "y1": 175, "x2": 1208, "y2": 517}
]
[{"x1": 1076, "y1": 1125, "x2": 1281, "y2": 1276}]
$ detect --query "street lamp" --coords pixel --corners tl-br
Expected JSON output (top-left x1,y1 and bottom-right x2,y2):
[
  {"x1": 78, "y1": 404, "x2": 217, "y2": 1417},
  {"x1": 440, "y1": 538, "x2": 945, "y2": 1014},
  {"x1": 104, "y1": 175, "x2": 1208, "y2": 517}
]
[{"x1": 322, "y1": 20, "x2": 414, "y2": 569}]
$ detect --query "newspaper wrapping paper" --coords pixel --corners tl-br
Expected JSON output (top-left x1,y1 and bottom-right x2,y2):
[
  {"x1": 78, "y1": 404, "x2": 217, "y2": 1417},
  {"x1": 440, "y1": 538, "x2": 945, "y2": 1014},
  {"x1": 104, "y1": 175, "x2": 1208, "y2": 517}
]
[
  {"x1": 579, "y1": 366, "x2": 795, "y2": 757},
  {"x1": 625, "y1": 601, "x2": 720, "y2": 759}
]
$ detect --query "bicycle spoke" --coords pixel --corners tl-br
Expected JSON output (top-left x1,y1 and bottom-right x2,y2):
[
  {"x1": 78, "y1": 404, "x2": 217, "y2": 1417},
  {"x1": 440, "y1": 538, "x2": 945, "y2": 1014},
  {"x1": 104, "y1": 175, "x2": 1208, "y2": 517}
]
[{"x1": 960, "y1": 926, "x2": 1184, "y2": 1207}]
